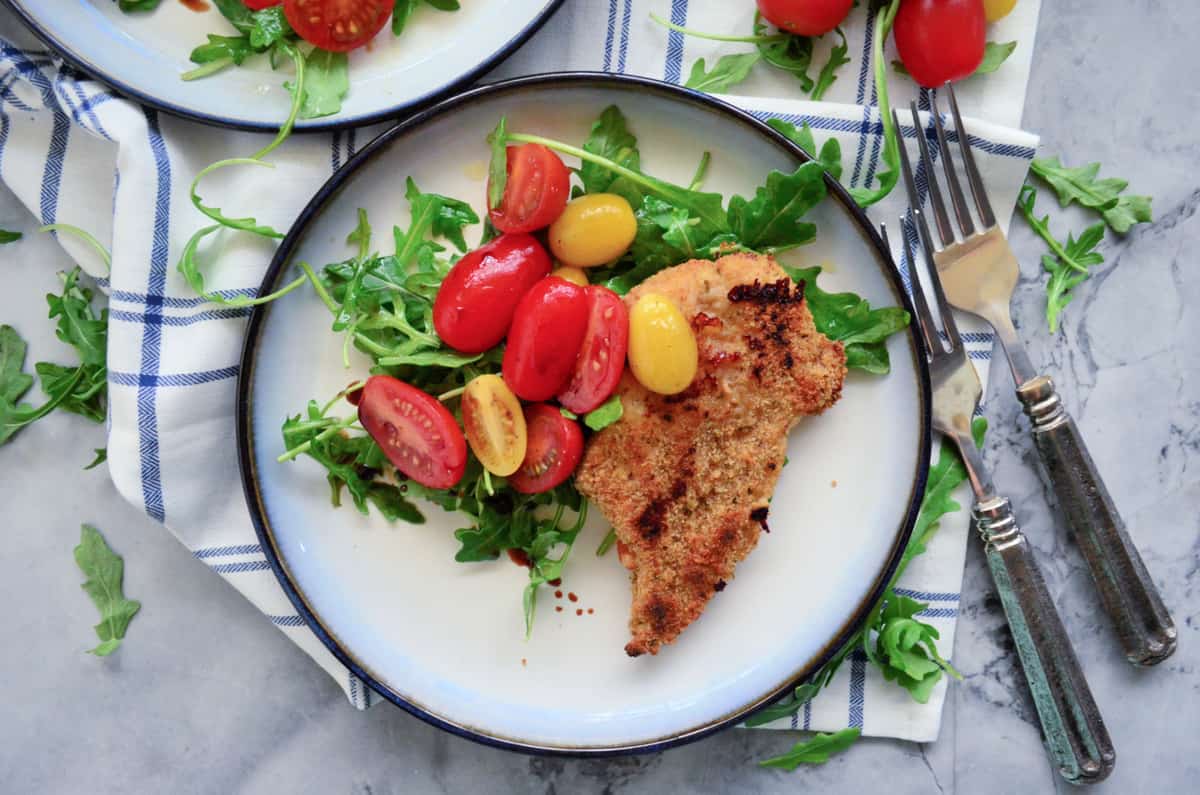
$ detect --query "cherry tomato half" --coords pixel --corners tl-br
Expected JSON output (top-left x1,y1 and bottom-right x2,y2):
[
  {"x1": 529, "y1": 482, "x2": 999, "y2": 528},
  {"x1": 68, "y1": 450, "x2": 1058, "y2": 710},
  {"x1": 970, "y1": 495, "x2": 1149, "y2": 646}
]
[
  {"x1": 432, "y1": 234, "x2": 552, "y2": 354},
  {"x1": 243, "y1": 0, "x2": 281, "y2": 9},
  {"x1": 502, "y1": 277, "x2": 589, "y2": 401},
  {"x1": 461, "y1": 375, "x2": 527, "y2": 477},
  {"x1": 283, "y1": 0, "x2": 390, "y2": 53},
  {"x1": 756, "y1": 0, "x2": 853, "y2": 37},
  {"x1": 488, "y1": 144, "x2": 570, "y2": 235},
  {"x1": 558, "y1": 286, "x2": 629, "y2": 414},
  {"x1": 508, "y1": 404, "x2": 584, "y2": 494},
  {"x1": 357, "y1": 375, "x2": 467, "y2": 490},
  {"x1": 893, "y1": 0, "x2": 986, "y2": 88}
]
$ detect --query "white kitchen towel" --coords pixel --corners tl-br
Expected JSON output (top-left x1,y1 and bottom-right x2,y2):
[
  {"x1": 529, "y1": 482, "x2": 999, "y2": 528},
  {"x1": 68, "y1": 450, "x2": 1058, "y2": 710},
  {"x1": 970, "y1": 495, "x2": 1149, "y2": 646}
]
[{"x1": 0, "y1": 0, "x2": 1039, "y2": 742}]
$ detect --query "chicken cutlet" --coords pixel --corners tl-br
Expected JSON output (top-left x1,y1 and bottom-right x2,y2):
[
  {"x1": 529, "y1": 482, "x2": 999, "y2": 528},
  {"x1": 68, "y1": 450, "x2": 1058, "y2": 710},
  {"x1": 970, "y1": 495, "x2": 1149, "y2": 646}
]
[{"x1": 574, "y1": 253, "x2": 847, "y2": 657}]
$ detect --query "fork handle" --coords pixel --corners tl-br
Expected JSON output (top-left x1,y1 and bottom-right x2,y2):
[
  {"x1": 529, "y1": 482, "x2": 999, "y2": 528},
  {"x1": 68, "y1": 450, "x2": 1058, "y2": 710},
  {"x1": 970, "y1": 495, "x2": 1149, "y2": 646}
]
[
  {"x1": 1017, "y1": 376, "x2": 1176, "y2": 666},
  {"x1": 975, "y1": 496, "x2": 1115, "y2": 785}
]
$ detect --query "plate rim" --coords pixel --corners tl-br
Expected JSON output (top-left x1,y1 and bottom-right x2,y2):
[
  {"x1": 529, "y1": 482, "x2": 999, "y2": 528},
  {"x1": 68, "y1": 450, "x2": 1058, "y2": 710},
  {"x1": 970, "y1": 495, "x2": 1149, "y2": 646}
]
[
  {"x1": 235, "y1": 71, "x2": 933, "y2": 755},
  {"x1": 1, "y1": 0, "x2": 565, "y2": 132}
]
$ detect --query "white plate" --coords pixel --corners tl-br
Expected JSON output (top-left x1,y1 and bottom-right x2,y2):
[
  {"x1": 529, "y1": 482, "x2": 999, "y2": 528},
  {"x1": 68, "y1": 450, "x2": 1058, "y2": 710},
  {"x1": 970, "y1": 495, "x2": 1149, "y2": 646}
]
[
  {"x1": 6, "y1": 0, "x2": 561, "y2": 130},
  {"x1": 237, "y1": 74, "x2": 931, "y2": 753}
]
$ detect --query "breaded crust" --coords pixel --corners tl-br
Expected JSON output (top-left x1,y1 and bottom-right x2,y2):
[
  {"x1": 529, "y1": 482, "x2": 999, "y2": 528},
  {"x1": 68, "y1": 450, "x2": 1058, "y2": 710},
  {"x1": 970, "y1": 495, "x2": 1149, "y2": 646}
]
[{"x1": 575, "y1": 253, "x2": 847, "y2": 656}]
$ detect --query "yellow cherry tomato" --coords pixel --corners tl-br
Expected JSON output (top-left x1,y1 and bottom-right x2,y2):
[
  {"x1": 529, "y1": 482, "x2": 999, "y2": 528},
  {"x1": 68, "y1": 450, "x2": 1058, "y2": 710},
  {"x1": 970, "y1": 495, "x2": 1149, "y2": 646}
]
[
  {"x1": 460, "y1": 374, "x2": 526, "y2": 477},
  {"x1": 551, "y1": 265, "x2": 589, "y2": 286},
  {"x1": 983, "y1": 0, "x2": 1016, "y2": 22},
  {"x1": 548, "y1": 193, "x2": 637, "y2": 268},
  {"x1": 627, "y1": 293, "x2": 698, "y2": 395}
]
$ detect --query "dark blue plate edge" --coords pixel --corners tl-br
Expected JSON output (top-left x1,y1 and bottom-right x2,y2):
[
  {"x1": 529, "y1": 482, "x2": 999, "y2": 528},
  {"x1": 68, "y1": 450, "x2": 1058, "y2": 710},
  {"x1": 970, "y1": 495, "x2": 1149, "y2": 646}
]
[
  {"x1": 0, "y1": 0, "x2": 565, "y2": 133},
  {"x1": 235, "y1": 72, "x2": 933, "y2": 756}
]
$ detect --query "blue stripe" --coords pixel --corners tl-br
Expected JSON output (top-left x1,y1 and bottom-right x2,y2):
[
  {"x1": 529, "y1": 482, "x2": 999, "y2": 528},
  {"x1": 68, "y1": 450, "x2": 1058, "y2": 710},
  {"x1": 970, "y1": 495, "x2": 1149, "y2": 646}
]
[
  {"x1": 616, "y1": 0, "x2": 633, "y2": 74},
  {"x1": 349, "y1": 672, "x2": 359, "y2": 707},
  {"x1": 663, "y1": 0, "x2": 689, "y2": 84},
  {"x1": 803, "y1": 697, "x2": 811, "y2": 730},
  {"x1": 270, "y1": 614, "x2": 307, "y2": 627},
  {"x1": 601, "y1": 0, "x2": 618, "y2": 72},
  {"x1": 109, "y1": 286, "x2": 259, "y2": 307},
  {"x1": 848, "y1": 651, "x2": 866, "y2": 728},
  {"x1": 138, "y1": 109, "x2": 171, "y2": 523},
  {"x1": 331, "y1": 130, "x2": 341, "y2": 172},
  {"x1": 194, "y1": 543, "x2": 263, "y2": 559},
  {"x1": 209, "y1": 560, "x2": 272, "y2": 574},
  {"x1": 38, "y1": 107, "x2": 70, "y2": 228},
  {"x1": 110, "y1": 306, "x2": 252, "y2": 326},
  {"x1": 110, "y1": 366, "x2": 239, "y2": 388},
  {"x1": 849, "y1": 21, "x2": 874, "y2": 188},
  {"x1": 0, "y1": 106, "x2": 9, "y2": 169},
  {"x1": 894, "y1": 588, "x2": 960, "y2": 602},
  {"x1": 916, "y1": 607, "x2": 959, "y2": 619}
]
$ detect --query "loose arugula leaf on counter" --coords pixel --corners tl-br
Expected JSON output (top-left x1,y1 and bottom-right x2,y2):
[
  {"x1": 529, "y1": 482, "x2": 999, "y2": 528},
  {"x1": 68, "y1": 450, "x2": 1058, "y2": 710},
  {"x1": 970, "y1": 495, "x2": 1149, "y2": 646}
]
[
  {"x1": 0, "y1": 325, "x2": 33, "y2": 407},
  {"x1": 685, "y1": 53, "x2": 762, "y2": 93},
  {"x1": 75, "y1": 525, "x2": 141, "y2": 657},
  {"x1": 41, "y1": 223, "x2": 112, "y2": 273},
  {"x1": 784, "y1": 266, "x2": 910, "y2": 375},
  {"x1": 0, "y1": 229, "x2": 21, "y2": 244},
  {"x1": 1017, "y1": 186, "x2": 1107, "y2": 332},
  {"x1": 584, "y1": 395, "x2": 623, "y2": 431},
  {"x1": 1029, "y1": 156, "x2": 1153, "y2": 234},
  {"x1": 810, "y1": 28, "x2": 850, "y2": 101},
  {"x1": 975, "y1": 40, "x2": 1017, "y2": 74},
  {"x1": 760, "y1": 728, "x2": 862, "y2": 770},
  {"x1": 84, "y1": 447, "x2": 108, "y2": 471}
]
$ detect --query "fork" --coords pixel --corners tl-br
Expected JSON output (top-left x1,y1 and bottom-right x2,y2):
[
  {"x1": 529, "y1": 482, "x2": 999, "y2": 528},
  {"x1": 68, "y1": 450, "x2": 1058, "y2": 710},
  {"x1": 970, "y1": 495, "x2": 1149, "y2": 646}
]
[
  {"x1": 893, "y1": 84, "x2": 1176, "y2": 667},
  {"x1": 883, "y1": 219, "x2": 1115, "y2": 785}
]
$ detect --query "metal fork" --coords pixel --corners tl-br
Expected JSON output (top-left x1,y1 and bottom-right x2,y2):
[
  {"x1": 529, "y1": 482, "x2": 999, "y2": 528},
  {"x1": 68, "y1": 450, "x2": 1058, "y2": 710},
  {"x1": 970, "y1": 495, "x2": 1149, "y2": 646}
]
[
  {"x1": 883, "y1": 220, "x2": 1114, "y2": 785},
  {"x1": 894, "y1": 84, "x2": 1176, "y2": 667}
]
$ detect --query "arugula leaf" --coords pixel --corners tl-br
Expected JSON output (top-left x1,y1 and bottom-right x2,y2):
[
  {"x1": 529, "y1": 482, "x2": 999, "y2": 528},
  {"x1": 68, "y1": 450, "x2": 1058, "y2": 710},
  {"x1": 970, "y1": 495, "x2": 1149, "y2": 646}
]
[
  {"x1": 0, "y1": 229, "x2": 21, "y2": 244},
  {"x1": 1017, "y1": 186, "x2": 1107, "y2": 331},
  {"x1": 866, "y1": 595, "x2": 958, "y2": 703},
  {"x1": 584, "y1": 395, "x2": 623, "y2": 431},
  {"x1": 728, "y1": 162, "x2": 826, "y2": 252},
  {"x1": 425, "y1": 0, "x2": 461, "y2": 10},
  {"x1": 190, "y1": 34, "x2": 255, "y2": 68},
  {"x1": 393, "y1": 0, "x2": 419, "y2": 35},
  {"x1": 580, "y1": 106, "x2": 641, "y2": 195},
  {"x1": 685, "y1": 53, "x2": 762, "y2": 94},
  {"x1": 1029, "y1": 156, "x2": 1152, "y2": 234},
  {"x1": 846, "y1": 0, "x2": 902, "y2": 209},
  {"x1": 84, "y1": 447, "x2": 108, "y2": 471},
  {"x1": 766, "y1": 119, "x2": 843, "y2": 181},
  {"x1": 810, "y1": 28, "x2": 850, "y2": 101},
  {"x1": 117, "y1": 0, "x2": 161, "y2": 11},
  {"x1": 287, "y1": 48, "x2": 349, "y2": 120},
  {"x1": 248, "y1": 6, "x2": 291, "y2": 49},
  {"x1": 756, "y1": 19, "x2": 813, "y2": 92},
  {"x1": 759, "y1": 728, "x2": 861, "y2": 770},
  {"x1": 784, "y1": 266, "x2": 910, "y2": 374},
  {"x1": 75, "y1": 525, "x2": 141, "y2": 657},
  {"x1": 211, "y1": 0, "x2": 256, "y2": 32},
  {"x1": 976, "y1": 40, "x2": 1017, "y2": 74},
  {"x1": 46, "y1": 269, "x2": 106, "y2": 368},
  {"x1": 486, "y1": 117, "x2": 508, "y2": 211},
  {"x1": 596, "y1": 528, "x2": 617, "y2": 557},
  {"x1": 35, "y1": 362, "x2": 106, "y2": 423},
  {"x1": 0, "y1": 325, "x2": 34, "y2": 407}
]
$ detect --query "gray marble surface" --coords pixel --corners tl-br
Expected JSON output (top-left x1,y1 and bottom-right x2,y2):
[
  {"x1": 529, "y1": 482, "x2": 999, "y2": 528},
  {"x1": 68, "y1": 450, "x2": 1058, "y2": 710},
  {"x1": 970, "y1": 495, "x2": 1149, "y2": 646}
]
[{"x1": 1, "y1": 2, "x2": 1196, "y2": 793}]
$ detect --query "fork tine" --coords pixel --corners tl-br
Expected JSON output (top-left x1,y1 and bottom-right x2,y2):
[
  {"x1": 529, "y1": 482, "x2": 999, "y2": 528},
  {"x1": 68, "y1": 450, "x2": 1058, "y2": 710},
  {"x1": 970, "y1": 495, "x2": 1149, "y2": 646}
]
[
  {"x1": 906, "y1": 195, "x2": 964, "y2": 352},
  {"x1": 887, "y1": 218, "x2": 940, "y2": 357},
  {"x1": 909, "y1": 101, "x2": 955, "y2": 247},
  {"x1": 945, "y1": 82, "x2": 996, "y2": 228},
  {"x1": 929, "y1": 91, "x2": 976, "y2": 238}
]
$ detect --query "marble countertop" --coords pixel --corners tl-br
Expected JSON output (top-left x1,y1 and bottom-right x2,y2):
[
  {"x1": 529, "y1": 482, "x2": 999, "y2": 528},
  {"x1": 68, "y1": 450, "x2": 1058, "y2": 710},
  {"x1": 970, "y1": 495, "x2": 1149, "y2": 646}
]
[{"x1": 2, "y1": 2, "x2": 1196, "y2": 792}]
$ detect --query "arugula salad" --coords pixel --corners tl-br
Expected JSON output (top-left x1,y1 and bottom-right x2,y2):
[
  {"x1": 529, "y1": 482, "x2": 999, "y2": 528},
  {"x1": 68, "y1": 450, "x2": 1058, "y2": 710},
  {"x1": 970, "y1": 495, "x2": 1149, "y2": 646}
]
[
  {"x1": 118, "y1": 0, "x2": 460, "y2": 120},
  {"x1": 272, "y1": 104, "x2": 909, "y2": 634}
]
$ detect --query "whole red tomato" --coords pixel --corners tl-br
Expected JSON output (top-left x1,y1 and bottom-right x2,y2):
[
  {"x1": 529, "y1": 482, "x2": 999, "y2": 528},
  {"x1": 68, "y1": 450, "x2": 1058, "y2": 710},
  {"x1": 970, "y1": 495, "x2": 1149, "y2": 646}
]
[
  {"x1": 502, "y1": 277, "x2": 589, "y2": 401},
  {"x1": 756, "y1": 0, "x2": 854, "y2": 37},
  {"x1": 893, "y1": 0, "x2": 986, "y2": 88}
]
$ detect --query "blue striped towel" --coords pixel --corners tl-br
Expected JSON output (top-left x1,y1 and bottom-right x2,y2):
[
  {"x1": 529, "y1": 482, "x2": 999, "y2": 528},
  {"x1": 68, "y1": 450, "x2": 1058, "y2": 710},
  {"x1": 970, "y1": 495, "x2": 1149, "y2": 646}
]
[{"x1": 0, "y1": 0, "x2": 1039, "y2": 742}]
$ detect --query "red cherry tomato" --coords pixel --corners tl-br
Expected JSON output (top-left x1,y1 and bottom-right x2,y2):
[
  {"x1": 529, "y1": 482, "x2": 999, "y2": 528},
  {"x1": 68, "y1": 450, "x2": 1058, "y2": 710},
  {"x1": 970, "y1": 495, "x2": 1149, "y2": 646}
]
[
  {"x1": 357, "y1": 375, "x2": 467, "y2": 490},
  {"x1": 282, "y1": 0, "x2": 390, "y2": 52},
  {"x1": 508, "y1": 404, "x2": 584, "y2": 494},
  {"x1": 557, "y1": 286, "x2": 629, "y2": 414},
  {"x1": 433, "y1": 234, "x2": 552, "y2": 354},
  {"x1": 488, "y1": 144, "x2": 570, "y2": 235},
  {"x1": 242, "y1": 0, "x2": 281, "y2": 10},
  {"x1": 756, "y1": 0, "x2": 853, "y2": 36},
  {"x1": 502, "y1": 277, "x2": 589, "y2": 401},
  {"x1": 893, "y1": 0, "x2": 986, "y2": 88}
]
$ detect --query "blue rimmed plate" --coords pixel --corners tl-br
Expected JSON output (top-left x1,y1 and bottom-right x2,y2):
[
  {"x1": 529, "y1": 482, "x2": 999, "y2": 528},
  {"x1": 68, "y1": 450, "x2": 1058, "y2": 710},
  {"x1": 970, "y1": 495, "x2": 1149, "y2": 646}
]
[
  {"x1": 237, "y1": 73, "x2": 931, "y2": 753},
  {"x1": 3, "y1": 0, "x2": 562, "y2": 131}
]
